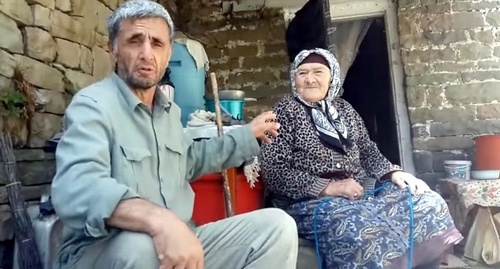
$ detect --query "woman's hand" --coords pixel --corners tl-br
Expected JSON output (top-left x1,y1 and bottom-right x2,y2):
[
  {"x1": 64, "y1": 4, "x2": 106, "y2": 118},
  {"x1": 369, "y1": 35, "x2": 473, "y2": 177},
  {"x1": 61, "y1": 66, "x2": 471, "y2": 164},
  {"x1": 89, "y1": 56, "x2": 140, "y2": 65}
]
[
  {"x1": 321, "y1": 178, "x2": 364, "y2": 200},
  {"x1": 390, "y1": 171, "x2": 431, "y2": 195}
]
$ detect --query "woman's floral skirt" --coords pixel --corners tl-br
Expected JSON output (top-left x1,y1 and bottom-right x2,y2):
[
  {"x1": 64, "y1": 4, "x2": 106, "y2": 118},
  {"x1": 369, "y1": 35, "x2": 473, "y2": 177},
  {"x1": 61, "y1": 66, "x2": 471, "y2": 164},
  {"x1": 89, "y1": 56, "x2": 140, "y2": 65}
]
[{"x1": 287, "y1": 184, "x2": 463, "y2": 269}]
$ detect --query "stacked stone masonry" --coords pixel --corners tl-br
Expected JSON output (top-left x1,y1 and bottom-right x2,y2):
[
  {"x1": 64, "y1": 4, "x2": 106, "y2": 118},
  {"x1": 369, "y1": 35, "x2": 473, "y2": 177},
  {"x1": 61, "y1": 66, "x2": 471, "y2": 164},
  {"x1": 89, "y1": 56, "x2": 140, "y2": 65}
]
[
  {"x1": 0, "y1": 0, "x2": 133, "y2": 266},
  {"x1": 0, "y1": 0, "x2": 289, "y2": 267},
  {"x1": 174, "y1": 0, "x2": 290, "y2": 118},
  {"x1": 2, "y1": 0, "x2": 500, "y2": 267},
  {"x1": 398, "y1": 0, "x2": 500, "y2": 183}
]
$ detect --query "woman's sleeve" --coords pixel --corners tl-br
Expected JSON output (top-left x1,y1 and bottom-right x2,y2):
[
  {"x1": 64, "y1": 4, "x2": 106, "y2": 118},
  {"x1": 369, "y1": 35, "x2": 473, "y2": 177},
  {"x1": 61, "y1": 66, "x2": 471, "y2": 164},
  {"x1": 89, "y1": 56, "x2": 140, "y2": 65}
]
[
  {"x1": 344, "y1": 100, "x2": 402, "y2": 180},
  {"x1": 260, "y1": 100, "x2": 330, "y2": 199}
]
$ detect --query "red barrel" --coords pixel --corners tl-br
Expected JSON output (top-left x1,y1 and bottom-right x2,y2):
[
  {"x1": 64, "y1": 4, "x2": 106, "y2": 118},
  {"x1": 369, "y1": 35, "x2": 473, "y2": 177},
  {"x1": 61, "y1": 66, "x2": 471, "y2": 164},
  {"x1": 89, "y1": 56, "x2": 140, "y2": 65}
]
[
  {"x1": 475, "y1": 135, "x2": 500, "y2": 170},
  {"x1": 190, "y1": 172, "x2": 264, "y2": 225},
  {"x1": 190, "y1": 173, "x2": 227, "y2": 225}
]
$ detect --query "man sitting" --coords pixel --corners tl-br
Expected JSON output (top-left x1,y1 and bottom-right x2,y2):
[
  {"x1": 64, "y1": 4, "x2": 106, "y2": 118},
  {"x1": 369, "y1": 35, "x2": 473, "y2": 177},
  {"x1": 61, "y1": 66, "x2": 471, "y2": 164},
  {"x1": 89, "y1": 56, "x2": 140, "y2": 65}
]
[{"x1": 51, "y1": 1, "x2": 298, "y2": 268}]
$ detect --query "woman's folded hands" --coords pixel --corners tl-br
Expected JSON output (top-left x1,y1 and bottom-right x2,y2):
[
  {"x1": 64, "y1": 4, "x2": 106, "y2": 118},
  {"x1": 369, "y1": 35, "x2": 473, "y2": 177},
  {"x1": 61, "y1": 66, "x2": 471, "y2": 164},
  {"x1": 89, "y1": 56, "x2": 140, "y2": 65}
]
[{"x1": 320, "y1": 178, "x2": 364, "y2": 200}]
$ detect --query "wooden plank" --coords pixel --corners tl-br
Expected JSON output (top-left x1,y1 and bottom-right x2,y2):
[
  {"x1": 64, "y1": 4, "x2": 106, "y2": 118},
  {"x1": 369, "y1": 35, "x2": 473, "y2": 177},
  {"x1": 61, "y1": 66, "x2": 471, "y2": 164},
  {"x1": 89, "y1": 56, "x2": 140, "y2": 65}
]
[
  {"x1": 227, "y1": 167, "x2": 238, "y2": 213},
  {"x1": 222, "y1": 0, "x2": 305, "y2": 12},
  {"x1": 464, "y1": 206, "x2": 490, "y2": 261},
  {"x1": 226, "y1": 0, "x2": 390, "y2": 17},
  {"x1": 225, "y1": 0, "x2": 390, "y2": 10},
  {"x1": 482, "y1": 208, "x2": 500, "y2": 265}
]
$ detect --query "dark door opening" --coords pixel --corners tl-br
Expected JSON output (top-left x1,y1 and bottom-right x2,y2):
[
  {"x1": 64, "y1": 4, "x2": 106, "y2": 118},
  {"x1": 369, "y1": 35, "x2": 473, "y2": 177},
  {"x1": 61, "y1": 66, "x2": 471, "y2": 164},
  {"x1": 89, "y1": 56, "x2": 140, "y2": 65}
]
[{"x1": 342, "y1": 19, "x2": 401, "y2": 165}]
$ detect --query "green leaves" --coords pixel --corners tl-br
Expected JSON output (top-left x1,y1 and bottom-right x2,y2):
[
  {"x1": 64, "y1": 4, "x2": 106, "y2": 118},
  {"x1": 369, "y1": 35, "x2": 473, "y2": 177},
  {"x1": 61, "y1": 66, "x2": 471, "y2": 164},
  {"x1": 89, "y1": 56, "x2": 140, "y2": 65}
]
[{"x1": 0, "y1": 90, "x2": 26, "y2": 117}]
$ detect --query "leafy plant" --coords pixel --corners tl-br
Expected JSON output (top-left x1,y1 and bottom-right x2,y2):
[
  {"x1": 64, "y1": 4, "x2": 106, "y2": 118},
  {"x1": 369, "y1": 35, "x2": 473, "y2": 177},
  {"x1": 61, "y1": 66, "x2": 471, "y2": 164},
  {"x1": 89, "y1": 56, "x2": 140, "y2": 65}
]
[
  {"x1": 0, "y1": 90, "x2": 26, "y2": 117},
  {"x1": 1, "y1": 68, "x2": 35, "y2": 143}
]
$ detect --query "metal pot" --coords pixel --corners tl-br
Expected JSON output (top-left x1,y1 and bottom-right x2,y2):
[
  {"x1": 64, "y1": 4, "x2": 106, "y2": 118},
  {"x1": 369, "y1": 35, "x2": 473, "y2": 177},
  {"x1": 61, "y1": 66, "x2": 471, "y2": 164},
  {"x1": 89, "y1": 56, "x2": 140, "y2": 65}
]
[{"x1": 205, "y1": 90, "x2": 245, "y2": 101}]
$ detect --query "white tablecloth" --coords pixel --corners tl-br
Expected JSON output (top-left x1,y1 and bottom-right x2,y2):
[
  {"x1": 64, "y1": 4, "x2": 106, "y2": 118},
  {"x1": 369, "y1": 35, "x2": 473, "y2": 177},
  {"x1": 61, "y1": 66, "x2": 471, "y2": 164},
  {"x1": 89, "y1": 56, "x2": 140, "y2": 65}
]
[{"x1": 183, "y1": 125, "x2": 244, "y2": 140}]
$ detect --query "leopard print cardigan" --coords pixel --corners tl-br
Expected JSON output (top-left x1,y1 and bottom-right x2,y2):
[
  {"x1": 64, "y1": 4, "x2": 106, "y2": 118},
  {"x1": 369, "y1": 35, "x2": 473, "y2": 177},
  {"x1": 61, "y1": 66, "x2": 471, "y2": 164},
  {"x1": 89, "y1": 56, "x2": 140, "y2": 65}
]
[{"x1": 260, "y1": 95, "x2": 401, "y2": 207}]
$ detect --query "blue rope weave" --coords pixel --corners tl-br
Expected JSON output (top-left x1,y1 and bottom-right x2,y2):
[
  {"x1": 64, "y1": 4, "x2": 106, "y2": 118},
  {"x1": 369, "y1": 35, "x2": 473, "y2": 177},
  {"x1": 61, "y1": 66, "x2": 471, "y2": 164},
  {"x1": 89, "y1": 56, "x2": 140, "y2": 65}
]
[{"x1": 313, "y1": 182, "x2": 414, "y2": 269}]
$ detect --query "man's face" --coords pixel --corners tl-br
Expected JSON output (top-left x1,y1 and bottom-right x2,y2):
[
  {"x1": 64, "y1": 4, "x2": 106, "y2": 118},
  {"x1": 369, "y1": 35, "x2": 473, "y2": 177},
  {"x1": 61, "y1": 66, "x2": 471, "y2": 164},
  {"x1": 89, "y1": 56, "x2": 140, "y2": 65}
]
[{"x1": 111, "y1": 17, "x2": 172, "y2": 91}]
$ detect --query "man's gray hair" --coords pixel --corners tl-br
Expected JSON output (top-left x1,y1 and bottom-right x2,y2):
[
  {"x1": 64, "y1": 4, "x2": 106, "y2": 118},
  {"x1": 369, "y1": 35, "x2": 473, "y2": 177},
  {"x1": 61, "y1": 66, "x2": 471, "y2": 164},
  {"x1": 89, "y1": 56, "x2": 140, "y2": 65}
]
[{"x1": 107, "y1": 0, "x2": 175, "y2": 47}]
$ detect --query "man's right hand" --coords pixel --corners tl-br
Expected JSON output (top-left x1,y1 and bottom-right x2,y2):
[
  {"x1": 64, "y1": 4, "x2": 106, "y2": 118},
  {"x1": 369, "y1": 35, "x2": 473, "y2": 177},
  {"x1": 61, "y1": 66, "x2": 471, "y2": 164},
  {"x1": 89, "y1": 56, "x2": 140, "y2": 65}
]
[
  {"x1": 149, "y1": 209, "x2": 204, "y2": 269},
  {"x1": 248, "y1": 111, "x2": 280, "y2": 144},
  {"x1": 321, "y1": 178, "x2": 364, "y2": 200}
]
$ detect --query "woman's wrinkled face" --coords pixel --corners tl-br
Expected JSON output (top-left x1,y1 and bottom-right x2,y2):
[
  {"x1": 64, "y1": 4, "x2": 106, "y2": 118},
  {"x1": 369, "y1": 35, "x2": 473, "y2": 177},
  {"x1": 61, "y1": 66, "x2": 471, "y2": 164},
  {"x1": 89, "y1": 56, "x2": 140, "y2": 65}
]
[{"x1": 295, "y1": 62, "x2": 331, "y2": 103}]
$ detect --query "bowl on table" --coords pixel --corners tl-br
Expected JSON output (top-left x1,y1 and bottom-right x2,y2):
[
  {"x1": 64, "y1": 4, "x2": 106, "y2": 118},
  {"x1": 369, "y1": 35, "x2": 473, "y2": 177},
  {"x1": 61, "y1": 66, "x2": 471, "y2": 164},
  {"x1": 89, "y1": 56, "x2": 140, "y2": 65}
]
[
  {"x1": 470, "y1": 170, "x2": 500, "y2": 180},
  {"x1": 205, "y1": 90, "x2": 246, "y2": 100}
]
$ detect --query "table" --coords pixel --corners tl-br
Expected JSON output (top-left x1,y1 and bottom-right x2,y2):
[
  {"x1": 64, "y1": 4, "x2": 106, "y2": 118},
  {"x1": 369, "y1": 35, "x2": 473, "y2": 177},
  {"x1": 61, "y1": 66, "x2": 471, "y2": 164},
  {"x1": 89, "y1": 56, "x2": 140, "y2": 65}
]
[{"x1": 439, "y1": 179, "x2": 500, "y2": 265}]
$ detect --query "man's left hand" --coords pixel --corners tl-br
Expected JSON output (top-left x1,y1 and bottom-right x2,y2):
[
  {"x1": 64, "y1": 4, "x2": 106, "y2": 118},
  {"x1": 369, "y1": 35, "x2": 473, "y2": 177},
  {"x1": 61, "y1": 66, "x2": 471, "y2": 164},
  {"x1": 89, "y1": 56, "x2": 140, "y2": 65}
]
[
  {"x1": 248, "y1": 111, "x2": 280, "y2": 144},
  {"x1": 390, "y1": 171, "x2": 431, "y2": 195}
]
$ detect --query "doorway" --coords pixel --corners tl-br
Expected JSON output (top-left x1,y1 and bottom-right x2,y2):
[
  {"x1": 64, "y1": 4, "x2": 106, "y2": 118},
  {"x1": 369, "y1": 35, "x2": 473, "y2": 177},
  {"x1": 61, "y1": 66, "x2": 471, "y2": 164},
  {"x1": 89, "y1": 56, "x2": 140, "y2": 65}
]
[
  {"x1": 282, "y1": 0, "x2": 414, "y2": 173},
  {"x1": 342, "y1": 19, "x2": 401, "y2": 165}
]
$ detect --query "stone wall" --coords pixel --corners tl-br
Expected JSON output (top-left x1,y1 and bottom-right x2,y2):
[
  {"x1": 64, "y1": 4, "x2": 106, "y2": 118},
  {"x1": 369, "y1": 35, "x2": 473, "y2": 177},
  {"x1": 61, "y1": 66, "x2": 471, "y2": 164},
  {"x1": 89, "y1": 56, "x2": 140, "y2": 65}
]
[
  {"x1": 3, "y1": 0, "x2": 498, "y2": 266},
  {"x1": 175, "y1": 0, "x2": 290, "y2": 118},
  {"x1": 0, "y1": 1, "x2": 288, "y2": 267},
  {"x1": 0, "y1": 0, "x2": 122, "y2": 266},
  {"x1": 398, "y1": 0, "x2": 500, "y2": 184}
]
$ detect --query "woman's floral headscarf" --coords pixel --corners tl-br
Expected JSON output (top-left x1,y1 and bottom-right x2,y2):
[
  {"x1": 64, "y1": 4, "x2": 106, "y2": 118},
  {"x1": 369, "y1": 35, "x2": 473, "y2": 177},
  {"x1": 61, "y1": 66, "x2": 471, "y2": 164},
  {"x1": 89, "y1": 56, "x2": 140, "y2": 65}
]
[
  {"x1": 290, "y1": 48, "x2": 352, "y2": 152},
  {"x1": 290, "y1": 48, "x2": 342, "y2": 102}
]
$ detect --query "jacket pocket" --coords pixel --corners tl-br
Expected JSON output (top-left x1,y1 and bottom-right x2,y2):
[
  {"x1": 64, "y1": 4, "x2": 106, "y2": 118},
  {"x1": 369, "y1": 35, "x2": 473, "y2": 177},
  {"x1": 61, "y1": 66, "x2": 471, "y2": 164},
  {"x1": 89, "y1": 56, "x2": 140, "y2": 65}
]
[
  {"x1": 119, "y1": 146, "x2": 152, "y2": 189},
  {"x1": 164, "y1": 131, "x2": 192, "y2": 179},
  {"x1": 120, "y1": 146, "x2": 151, "y2": 162}
]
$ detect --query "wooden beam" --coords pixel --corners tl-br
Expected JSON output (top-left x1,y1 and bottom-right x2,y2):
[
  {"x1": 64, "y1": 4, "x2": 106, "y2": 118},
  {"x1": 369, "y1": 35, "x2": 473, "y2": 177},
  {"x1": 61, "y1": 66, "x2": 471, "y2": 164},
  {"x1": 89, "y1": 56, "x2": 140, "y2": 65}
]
[
  {"x1": 330, "y1": 0, "x2": 390, "y2": 21},
  {"x1": 222, "y1": 0, "x2": 307, "y2": 12},
  {"x1": 281, "y1": 0, "x2": 391, "y2": 27},
  {"x1": 222, "y1": 0, "x2": 390, "y2": 15}
]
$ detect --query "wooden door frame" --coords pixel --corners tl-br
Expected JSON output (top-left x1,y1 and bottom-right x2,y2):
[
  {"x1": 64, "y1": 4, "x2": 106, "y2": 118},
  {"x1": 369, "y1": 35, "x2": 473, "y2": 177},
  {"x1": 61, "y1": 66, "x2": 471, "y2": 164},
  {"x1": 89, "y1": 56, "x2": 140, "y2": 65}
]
[
  {"x1": 326, "y1": 0, "x2": 416, "y2": 174},
  {"x1": 223, "y1": 0, "x2": 416, "y2": 174}
]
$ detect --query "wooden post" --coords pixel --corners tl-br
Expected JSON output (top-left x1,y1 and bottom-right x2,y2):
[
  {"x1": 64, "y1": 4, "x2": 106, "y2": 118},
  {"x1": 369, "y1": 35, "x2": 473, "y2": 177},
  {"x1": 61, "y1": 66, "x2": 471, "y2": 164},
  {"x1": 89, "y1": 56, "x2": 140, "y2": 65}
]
[
  {"x1": 227, "y1": 167, "x2": 238, "y2": 214},
  {"x1": 209, "y1": 72, "x2": 235, "y2": 218},
  {"x1": 322, "y1": 0, "x2": 336, "y2": 53}
]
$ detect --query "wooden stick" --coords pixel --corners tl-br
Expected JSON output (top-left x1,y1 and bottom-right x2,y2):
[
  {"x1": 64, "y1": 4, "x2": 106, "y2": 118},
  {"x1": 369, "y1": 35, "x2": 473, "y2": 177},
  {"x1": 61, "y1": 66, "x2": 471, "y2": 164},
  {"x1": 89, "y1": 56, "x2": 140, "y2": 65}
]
[
  {"x1": 1, "y1": 132, "x2": 42, "y2": 269},
  {"x1": 209, "y1": 72, "x2": 234, "y2": 217}
]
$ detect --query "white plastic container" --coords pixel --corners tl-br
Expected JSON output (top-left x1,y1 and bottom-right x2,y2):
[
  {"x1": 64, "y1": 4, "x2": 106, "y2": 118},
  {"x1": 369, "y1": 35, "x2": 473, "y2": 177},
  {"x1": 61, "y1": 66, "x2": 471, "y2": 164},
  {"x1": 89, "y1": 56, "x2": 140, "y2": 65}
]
[
  {"x1": 183, "y1": 125, "x2": 244, "y2": 140},
  {"x1": 470, "y1": 170, "x2": 500, "y2": 180},
  {"x1": 443, "y1": 160, "x2": 471, "y2": 180},
  {"x1": 13, "y1": 196, "x2": 62, "y2": 269}
]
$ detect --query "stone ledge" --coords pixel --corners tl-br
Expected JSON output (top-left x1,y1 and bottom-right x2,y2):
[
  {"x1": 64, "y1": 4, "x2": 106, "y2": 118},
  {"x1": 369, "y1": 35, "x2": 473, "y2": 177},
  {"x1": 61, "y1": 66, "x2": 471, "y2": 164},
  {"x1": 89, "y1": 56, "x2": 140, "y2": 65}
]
[
  {"x1": 0, "y1": 150, "x2": 56, "y2": 186},
  {"x1": 0, "y1": 184, "x2": 50, "y2": 204},
  {"x1": 430, "y1": 120, "x2": 500, "y2": 137}
]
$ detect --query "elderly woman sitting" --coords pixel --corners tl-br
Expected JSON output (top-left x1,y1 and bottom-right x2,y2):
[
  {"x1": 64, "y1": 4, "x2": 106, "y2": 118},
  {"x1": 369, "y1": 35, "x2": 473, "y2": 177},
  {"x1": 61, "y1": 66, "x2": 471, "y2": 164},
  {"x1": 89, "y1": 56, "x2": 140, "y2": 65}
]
[{"x1": 260, "y1": 48, "x2": 463, "y2": 269}]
